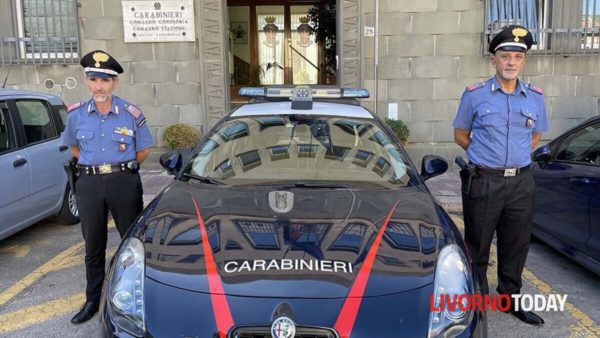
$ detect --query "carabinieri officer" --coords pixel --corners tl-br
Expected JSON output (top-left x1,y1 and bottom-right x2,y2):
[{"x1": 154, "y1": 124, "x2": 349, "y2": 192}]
[
  {"x1": 62, "y1": 50, "x2": 153, "y2": 324},
  {"x1": 453, "y1": 25, "x2": 549, "y2": 325}
]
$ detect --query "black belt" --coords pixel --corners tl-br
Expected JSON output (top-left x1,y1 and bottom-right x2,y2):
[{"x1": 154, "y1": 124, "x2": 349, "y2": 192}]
[
  {"x1": 476, "y1": 165, "x2": 530, "y2": 177},
  {"x1": 77, "y1": 162, "x2": 132, "y2": 175}
]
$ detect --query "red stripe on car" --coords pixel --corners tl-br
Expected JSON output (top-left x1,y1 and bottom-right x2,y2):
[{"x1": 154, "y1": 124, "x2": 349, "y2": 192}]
[
  {"x1": 192, "y1": 196, "x2": 234, "y2": 338},
  {"x1": 334, "y1": 200, "x2": 400, "y2": 338}
]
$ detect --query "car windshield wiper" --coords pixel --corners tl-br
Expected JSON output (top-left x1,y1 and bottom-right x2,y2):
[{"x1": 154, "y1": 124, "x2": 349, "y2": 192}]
[
  {"x1": 181, "y1": 172, "x2": 226, "y2": 185},
  {"x1": 260, "y1": 182, "x2": 349, "y2": 189}
]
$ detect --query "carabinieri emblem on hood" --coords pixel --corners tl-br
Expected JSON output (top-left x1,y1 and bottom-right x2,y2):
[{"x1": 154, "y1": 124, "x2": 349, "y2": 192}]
[{"x1": 268, "y1": 191, "x2": 294, "y2": 213}]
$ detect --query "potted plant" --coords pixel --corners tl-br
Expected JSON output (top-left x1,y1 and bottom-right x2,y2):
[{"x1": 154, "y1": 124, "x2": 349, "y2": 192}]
[
  {"x1": 385, "y1": 118, "x2": 410, "y2": 145},
  {"x1": 162, "y1": 123, "x2": 200, "y2": 149}
]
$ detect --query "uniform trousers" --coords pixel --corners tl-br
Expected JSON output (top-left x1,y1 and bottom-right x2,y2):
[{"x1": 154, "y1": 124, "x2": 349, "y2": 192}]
[
  {"x1": 462, "y1": 169, "x2": 535, "y2": 296},
  {"x1": 75, "y1": 170, "x2": 143, "y2": 303}
]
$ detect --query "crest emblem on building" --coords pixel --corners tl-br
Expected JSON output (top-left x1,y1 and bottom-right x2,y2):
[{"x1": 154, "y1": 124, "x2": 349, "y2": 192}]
[
  {"x1": 268, "y1": 191, "x2": 294, "y2": 214},
  {"x1": 271, "y1": 316, "x2": 296, "y2": 338}
]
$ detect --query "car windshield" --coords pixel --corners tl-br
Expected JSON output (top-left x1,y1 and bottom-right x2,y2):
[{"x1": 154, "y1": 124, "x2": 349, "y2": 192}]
[{"x1": 183, "y1": 114, "x2": 417, "y2": 188}]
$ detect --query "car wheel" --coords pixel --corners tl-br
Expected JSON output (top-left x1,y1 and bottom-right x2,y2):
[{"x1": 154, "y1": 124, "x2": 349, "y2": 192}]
[{"x1": 58, "y1": 184, "x2": 79, "y2": 224}]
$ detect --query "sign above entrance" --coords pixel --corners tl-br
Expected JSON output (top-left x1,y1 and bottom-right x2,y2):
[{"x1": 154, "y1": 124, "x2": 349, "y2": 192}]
[{"x1": 122, "y1": 0, "x2": 195, "y2": 42}]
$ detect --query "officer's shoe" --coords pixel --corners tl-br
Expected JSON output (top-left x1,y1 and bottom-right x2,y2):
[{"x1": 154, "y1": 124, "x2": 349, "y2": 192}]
[
  {"x1": 71, "y1": 301, "x2": 99, "y2": 324},
  {"x1": 508, "y1": 307, "x2": 545, "y2": 325}
]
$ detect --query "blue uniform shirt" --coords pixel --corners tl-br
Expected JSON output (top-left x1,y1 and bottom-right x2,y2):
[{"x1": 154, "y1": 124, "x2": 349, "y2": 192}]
[
  {"x1": 453, "y1": 76, "x2": 549, "y2": 168},
  {"x1": 62, "y1": 95, "x2": 154, "y2": 165}
]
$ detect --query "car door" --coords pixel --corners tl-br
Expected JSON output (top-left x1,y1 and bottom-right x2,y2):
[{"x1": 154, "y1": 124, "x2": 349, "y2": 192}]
[
  {"x1": 589, "y1": 187, "x2": 600, "y2": 262},
  {"x1": 576, "y1": 121, "x2": 600, "y2": 261},
  {"x1": 0, "y1": 100, "x2": 32, "y2": 238},
  {"x1": 12, "y1": 98, "x2": 66, "y2": 218},
  {"x1": 532, "y1": 120, "x2": 600, "y2": 256}
]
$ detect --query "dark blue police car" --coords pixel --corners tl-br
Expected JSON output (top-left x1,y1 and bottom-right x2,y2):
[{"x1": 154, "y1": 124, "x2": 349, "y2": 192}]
[{"x1": 100, "y1": 87, "x2": 486, "y2": 337}]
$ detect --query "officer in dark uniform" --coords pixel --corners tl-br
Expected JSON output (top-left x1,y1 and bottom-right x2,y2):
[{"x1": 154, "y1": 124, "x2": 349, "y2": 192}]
[
  {"x1": 453, "y1": 26, "x2": 549, "y2": 325},
  {"x1": 62, "y1": 50, "x2": 153, "y2": 324}
]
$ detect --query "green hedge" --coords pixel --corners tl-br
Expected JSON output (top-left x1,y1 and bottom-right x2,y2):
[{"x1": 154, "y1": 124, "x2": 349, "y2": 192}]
[{"x1": 384, "y1": 118, "x2": 410, "y2": 145}]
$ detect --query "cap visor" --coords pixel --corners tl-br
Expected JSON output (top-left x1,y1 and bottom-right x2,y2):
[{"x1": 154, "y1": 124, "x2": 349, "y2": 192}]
[
  {"x1": 495, "y1": 46, "x2": 527, "y2": 52},
  {"x1": 86, "y1": 71, "x2": 113, "y2": 78}
]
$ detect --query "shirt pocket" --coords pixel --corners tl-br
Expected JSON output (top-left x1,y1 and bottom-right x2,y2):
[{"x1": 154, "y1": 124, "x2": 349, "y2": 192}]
[
  {"x1": 518, "y1": 109, "x2": 538, "y2": 129},
  {"x1": 111, "y1": 133, "x2": 133, "y2": 144},
  {"x1": 76, "y1": 130, "x2": 94, "y2": 148},
  {"x1": 477, "y1": 106, "x2": 505, "y2": 127}
]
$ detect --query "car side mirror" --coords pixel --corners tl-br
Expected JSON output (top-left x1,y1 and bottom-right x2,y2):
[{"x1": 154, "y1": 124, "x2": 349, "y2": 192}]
[
  {"x1": 160, "y1": 150, "x2": 183, "y2": 175},
  {"x1": 421, "y1": 155, "x2": 448, "y2": 181},
  {"x1": 533, "y1": 145, "x2": 552, "y2": 163}
]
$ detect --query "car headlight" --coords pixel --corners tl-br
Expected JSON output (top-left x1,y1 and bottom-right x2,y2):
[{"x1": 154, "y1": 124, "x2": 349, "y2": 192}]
[
  {"x1": 107, "y1": 237, "x2": 145, "y2": 337},
  {"x1": 428, "y1": 244, "x2": 474, "y2": 338}
]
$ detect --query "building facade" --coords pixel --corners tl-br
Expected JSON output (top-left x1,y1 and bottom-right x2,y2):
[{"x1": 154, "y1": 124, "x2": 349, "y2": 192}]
[{"x1": 1, "y1": 0, "x2": 599, "y2": 164}]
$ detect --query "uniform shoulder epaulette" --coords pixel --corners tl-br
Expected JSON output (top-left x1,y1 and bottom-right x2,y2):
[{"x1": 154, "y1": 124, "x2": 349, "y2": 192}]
[
  {"x1": 124, "y1": 103, "x2": 143, "y2": 119},
  {"x1": 67, "y1": 101, "x2": 84, "y2": 113},
  {"x1": 466, "y1": 81, "x2": 485, "y2": 92},
  {"x1": 527, "y1": 83, "x2": 544, "y2": 95}
]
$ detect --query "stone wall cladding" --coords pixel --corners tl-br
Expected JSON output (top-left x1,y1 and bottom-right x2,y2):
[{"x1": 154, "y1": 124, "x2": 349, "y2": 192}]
[
  {"x1": 4, "y1": 0, "x2": 599, "y2": 155},
  {"x1": 156, "y1": 83, "x2": 201, "y2": 105},
  {"x1": 365, "y1": 0, "x2": 600, "y2": 164},
  {"x1": 131, "y1": 62, "x2": 178, "y2": 83},
  {"x1": 3, "y1": 0, "x2": 208, "y2": 146}
]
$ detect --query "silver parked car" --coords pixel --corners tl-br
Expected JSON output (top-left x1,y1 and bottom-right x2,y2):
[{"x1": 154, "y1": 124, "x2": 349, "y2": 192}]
[{"x1": 0, "y1": 89, "x2": 79, "y2": 240}]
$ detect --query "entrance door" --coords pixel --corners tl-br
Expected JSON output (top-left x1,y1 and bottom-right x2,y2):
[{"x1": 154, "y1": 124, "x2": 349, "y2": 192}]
[
  {"x1": 256, "y1": 5, "x2": 320, "y2": 85},
  {"x1": 228, "y1": 1, "x2": 335, "y2": 103}
]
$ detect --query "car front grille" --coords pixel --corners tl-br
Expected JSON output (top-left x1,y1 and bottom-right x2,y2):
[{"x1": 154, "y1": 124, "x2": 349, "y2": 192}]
[{"x1": 230, "y1": 325, "x2": 338, "y2": 338}]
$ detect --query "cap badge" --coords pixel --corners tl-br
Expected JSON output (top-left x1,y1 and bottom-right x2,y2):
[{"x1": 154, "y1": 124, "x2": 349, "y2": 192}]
[
  {"x1": 271, "y1": 316, "x2": 296, "y2": 338},
  {"x1": 512, "y1": 27, "x2": 528, "y2": 43},
  {"x1": 92, "y1": 52, "x2": 109, "y2": 67}
]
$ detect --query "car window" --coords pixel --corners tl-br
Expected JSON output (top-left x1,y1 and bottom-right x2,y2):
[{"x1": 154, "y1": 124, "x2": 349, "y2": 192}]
[
  {"x1": 15, "y1": 100, "x2": 58, "y2": 144},
  {"x1": 57, "y1": 105, "x2": 68, "y2": 132},
  {"x1": 185, "y1": 115, "x2": 417, "y2": 188},
  {"x1": 0, "y1": 103, "x2": 15, "y2": 153},
  {"x1": 555, "y1": 121, "x2": 600, "y2": 165}
]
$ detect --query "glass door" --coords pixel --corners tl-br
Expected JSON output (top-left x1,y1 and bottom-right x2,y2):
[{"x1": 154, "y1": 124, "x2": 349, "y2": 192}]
[
  {"x1": 289, "y1": 5, "x2": 319, "y2": 85},
  {"x1": 256, "y1": 5, "x2": 320, "y2": 85},
  {"x1": 228, "y1": 0, "x2": 333, "y2": 98},
  {"x1": 257, "y1": 6, "x2": 285, "y2": 85}
]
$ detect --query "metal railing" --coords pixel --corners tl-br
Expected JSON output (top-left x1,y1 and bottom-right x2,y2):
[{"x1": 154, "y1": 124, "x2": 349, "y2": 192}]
[
  {"x1": 0, "y1": 0, "x2": 80, "y2": 65},
  {"x1": 484, "y1": 0, "x2": 600, "y2": 55}
]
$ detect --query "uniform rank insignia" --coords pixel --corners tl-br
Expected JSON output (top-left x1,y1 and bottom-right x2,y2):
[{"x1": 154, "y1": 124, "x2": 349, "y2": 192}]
[
  {"x1": 467, "y1": 81, "x2": 485, "y2": 92},
  {"x1": 124, "y1": 103, "x2": 143, "y2": 119},
  {"x1": 114, "y1": 127, "x2": 134, "y2": 137},
  {"x1": 67, "y1": 101, "x2": 84, "y2": 112},
  {"x1": 528, "y1": 83, "x2": 544, "y2": 94}
]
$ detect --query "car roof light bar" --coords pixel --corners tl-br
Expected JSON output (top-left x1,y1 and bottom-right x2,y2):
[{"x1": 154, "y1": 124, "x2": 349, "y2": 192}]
[{"x1": 238, "y1": 86, "x2": 370, "y2": 99}]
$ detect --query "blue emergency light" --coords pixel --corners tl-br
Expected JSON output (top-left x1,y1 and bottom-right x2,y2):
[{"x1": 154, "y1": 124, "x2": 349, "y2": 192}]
[{"x1": 238, "y1": 86, "x2": 370, "y2": 100}]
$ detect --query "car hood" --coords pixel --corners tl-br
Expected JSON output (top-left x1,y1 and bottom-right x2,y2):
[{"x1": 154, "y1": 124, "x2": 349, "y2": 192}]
[{"x1": 140, "y1": 181, "x2": 448, "y2": 298}]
